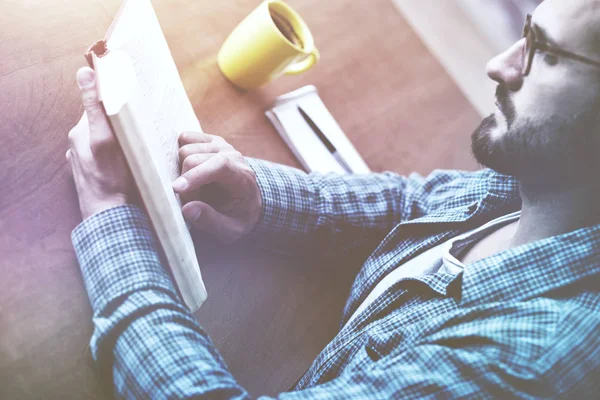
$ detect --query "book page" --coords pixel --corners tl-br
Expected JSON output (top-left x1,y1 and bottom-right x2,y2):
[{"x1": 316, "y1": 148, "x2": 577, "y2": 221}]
[{"x1": 107, "y1": 0, "x2": 201, "y2": 186}]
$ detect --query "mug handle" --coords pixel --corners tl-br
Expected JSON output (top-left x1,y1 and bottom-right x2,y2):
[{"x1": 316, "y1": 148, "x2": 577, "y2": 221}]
[{"x1": 284, "y1": 47, "x2": 320, "y2": 75}]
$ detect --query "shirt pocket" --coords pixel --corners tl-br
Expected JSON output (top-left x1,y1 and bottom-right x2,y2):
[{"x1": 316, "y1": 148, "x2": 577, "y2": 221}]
[{"x1": 364, "y1": 328, "x2": 408, "y2": 362}]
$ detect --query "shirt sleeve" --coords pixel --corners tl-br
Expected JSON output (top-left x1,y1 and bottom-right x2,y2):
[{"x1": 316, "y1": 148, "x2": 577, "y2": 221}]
[
  {"x1": 72, "y1": 205, "x2": 251, "y2": 399},
  {"x1": 244, "y1": 158, "x2": 483, "y2": 258}
]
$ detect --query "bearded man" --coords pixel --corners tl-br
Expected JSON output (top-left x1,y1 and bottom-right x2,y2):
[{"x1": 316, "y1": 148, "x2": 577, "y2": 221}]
[{"x1": 66, "y1": 0, "x2": 600, "y2": 397}]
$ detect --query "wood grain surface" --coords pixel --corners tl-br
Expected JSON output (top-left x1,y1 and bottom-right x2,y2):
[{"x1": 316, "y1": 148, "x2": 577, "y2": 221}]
[{"x1": 0, "y1": 0, "x2": 481, "y2": 398}]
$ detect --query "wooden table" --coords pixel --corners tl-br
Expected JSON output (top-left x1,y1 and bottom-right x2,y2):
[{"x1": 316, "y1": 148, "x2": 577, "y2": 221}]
[{"x1": 0, "y1": 0, "x2": 480, "y2": 398}]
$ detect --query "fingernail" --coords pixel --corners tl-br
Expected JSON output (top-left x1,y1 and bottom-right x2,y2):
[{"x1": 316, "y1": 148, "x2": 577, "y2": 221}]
[
  {"x1": 77, "y1": 68, "x2": 95, "y2": 89},
  {"x1": 192, "y1": 208, "x2": 202, "y2": 222},
  {"x1": 172, "y1": 177, "x2": 188, "y2": 191}
]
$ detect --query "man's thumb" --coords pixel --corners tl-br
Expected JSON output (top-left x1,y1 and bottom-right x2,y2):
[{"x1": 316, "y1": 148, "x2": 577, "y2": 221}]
[
  {"x1": 76, "y1": 67, "x2": 104, "y2": 120},
  {"x1": 182, "y1": 201, "x2": 234, "y2": 242}
]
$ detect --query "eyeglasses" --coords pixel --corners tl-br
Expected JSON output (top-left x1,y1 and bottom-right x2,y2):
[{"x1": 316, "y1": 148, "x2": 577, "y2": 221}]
[{"x1": 522, "y1": 13, "x2": 600, "y2": 76}]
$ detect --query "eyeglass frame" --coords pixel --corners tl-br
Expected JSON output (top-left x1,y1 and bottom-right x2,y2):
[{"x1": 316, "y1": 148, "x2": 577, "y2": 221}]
[{"x1": 522, "y1": 13, "x2": 600, "y2": 76}]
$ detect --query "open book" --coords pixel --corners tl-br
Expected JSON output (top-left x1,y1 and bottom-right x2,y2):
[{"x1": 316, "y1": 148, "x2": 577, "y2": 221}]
[{"x1": 84, "y1": 0, "x2": 207, "y2": 311}]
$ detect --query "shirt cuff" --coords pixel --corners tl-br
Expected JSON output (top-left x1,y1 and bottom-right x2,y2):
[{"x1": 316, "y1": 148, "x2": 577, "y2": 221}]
[
  {"x1": 245, "y1": 158, "x2": 314, "y2": 236},
  {"x1": 71, "y1": 205, "x2": 179, "y2": 313}
]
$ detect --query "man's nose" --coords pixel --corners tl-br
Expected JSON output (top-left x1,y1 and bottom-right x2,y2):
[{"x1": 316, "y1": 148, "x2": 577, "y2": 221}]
[{"x1": 486, "y1": 38, "x2": 526, "y2": 91}]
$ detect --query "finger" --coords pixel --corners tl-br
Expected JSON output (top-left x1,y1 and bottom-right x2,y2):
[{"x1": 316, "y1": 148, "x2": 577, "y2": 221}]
[
  {"x1": 76, "y1": 67, "x2": 116, "y2": 153},
  {"x1": 75, "y1": 112, "x2": 88, "y2": 128},
  {"x1": 173, "y1": 155, "x2": 230, "y2": 193},
  {"x1": 178, "y1": 131, "x2": 217, "y2": 146},
  {"x1": 179, "y1": 142, "x2": 227, "y2": 159},
  {"x1": 182, "y1": 201, "x2": 237, "y2": 243},
  {"x1": 66, "y1": 147, "x2": 81, "y2": 179},
  {"x1": 77, "y1": 67, "x2": 103, "y2": 121},
  {"x1": 68, "y1": 122, "x2": 90, "y2": 155},
  {"x1": 181, "y1": 153, "x2": 215, "y2": 175}
]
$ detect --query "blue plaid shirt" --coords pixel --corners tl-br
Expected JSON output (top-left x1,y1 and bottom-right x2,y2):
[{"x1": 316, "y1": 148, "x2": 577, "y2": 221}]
[{"x1": 72, "y1": 159, "x2": 600, "y2": 399}]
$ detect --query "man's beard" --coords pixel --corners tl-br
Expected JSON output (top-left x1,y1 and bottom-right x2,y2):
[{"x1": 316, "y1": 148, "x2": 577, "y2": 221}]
[{"x1": 471, "y1": 85, "x2": 600, "y2": 189}]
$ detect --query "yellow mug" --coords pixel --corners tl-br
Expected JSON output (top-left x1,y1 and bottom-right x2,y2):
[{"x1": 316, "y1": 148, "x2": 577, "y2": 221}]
[{"x1": 217, "y1": 0, "x2": 320, "y2": 90}]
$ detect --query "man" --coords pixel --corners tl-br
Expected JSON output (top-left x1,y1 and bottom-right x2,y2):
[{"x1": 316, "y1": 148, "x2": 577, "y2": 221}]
[{"x1": 67, "y1": 0, "x2": 599, "y2": 398}]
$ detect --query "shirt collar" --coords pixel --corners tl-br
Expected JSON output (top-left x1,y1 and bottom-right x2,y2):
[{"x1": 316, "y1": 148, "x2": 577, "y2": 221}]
[
  {"x1": 486, "y1": 171, "x2": 519, "y2": 198},
  {"x1": 459, "y1": 222, "x2": 600, "y2": 306},
  {"x1": 401, "y1": 170, "x2": 521, "y2": 226}
]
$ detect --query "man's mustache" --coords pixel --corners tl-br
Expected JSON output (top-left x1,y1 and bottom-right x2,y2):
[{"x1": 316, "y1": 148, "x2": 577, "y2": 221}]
[
  {"x1": 495, "y1": 84, "x2": 515, "y2": 127},
  {"x1": 495, "y1": 85, "x2": 508, "y2": 111}
]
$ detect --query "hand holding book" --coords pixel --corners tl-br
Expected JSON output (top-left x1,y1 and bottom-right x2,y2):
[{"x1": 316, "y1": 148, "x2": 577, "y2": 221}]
[{"x1": 67, "y1": 68, "x2": 135, "y2": 220}]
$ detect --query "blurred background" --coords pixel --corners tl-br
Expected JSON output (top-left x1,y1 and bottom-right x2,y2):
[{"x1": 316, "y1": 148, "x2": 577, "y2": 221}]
[
  {"x1": 458, "y1": 0, "x2": 543, "y2": 50},
  {"x1": 395, "y1": 0, "x2": 542, "y2": 116}
]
